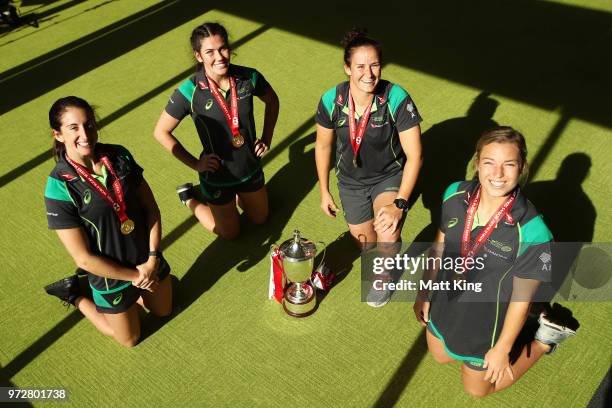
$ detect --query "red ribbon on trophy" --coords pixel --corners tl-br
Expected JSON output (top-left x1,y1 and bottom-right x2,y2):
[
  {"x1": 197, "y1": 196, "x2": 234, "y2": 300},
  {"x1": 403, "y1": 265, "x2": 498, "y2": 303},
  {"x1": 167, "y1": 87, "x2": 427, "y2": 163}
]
[{"x1": 268, "y1": 247, "x2": 286, "y2": 303}]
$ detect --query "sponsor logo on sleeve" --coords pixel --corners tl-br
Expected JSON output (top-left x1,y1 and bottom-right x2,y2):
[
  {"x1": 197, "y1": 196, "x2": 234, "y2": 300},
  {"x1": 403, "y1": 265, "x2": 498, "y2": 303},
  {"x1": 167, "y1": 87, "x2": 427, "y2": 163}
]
[{"x1": 539, "y1": 252, "x2": 552, "y2": 271}]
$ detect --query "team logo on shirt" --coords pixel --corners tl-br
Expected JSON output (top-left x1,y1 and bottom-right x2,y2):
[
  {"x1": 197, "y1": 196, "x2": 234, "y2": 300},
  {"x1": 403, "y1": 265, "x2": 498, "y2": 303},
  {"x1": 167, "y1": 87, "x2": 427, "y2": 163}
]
[
  {"x1": 338, "y1": 118, "x2": 346, "y2": 126},
  {"x1": 83, "y1": 189, "x2": 92, "y2": 205},
  {"x1": 59, "y1": 171, "x2": 77, "y2": 181},
  {"x1": 406, "y1": 102, "x2": 416, "y2": 118},
  {"x1": 539, "y1": 252, "x2": 552, "y2": 271},
  {"x1": 370, "y1": 115, "x2": 387, "y2": 128},
  {"x1": 336, "y1": 94, "x2": 344, "y2": 106},
  {"x1": 213, "y1": 190, "x2": 222, "y2": 199},
  {"x1": 376, "y1": 96, "x2": 386, "y2": 105},
  {"x1": 448, "y1": 217, "x2": 458, "y2": 228},
  {"x1": 205, "y1": 99, "x2": 214, "y2": 110},
  {"x1": 488, "y1": 239, "x2": 513, "y2": 253},
  {"x1": 237, "y1": 82, "x2": 250, "y2": 96},
  {"x1": 198, "y1": 80, "x2": 208, "y2": 90}
]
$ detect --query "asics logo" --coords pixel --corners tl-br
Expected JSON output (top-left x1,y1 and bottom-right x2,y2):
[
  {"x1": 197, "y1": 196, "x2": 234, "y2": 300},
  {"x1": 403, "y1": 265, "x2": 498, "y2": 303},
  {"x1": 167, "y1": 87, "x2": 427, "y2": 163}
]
[{"x1": 112, "y1": 293, "x2": 123, "y2": 306}]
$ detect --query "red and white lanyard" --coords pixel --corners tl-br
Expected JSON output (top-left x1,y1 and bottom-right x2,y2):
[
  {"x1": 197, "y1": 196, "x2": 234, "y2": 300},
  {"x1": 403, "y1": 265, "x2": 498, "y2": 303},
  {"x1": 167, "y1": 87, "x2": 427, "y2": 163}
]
[
  {"x1": 461, "y1": 185, "x2": 516, "y2": 261},
  {"x1": 65, "y1": 154, "x2": 130, "y2": 227},
  {"x1": 347, "y1": 90, "x2": 373, "y2": 166},
  {"x1": 206, "y1": 75, "x2": 242, "y2": 145}
]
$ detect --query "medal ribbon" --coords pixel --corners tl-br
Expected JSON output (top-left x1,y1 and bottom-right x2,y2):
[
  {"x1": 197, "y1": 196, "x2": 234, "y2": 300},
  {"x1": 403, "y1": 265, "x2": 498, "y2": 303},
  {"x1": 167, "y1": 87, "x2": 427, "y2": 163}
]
[
  {"x1": 64, "y1": 154, "x2": 129, "y2": 224},
  {"x1": 461, "y1": 185, "x2": 516, "y2": 263},
  {"x1": 347, "y1": 90, "x2": 373, "y2": 162},
  {"x1": 206, "y1": 75, "x2": 241, "y2": 140}
]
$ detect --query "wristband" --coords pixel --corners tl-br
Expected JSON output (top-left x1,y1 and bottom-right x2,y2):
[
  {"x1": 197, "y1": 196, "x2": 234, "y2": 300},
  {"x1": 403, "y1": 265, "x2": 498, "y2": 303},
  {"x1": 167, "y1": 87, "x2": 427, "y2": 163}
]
[{"x1": 148, "y1": 250, "x2": 162, "y2": 259}]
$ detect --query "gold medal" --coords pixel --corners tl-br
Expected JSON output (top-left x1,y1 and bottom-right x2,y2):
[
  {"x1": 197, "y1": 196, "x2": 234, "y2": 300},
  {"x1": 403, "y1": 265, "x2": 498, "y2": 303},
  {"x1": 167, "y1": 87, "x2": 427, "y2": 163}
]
[
  {"x1": 121, "y1": 219, "x2": 135, "y2": 235},
  {"x1": 232, "y1": 133, "x2": 245, "y2": 148}
]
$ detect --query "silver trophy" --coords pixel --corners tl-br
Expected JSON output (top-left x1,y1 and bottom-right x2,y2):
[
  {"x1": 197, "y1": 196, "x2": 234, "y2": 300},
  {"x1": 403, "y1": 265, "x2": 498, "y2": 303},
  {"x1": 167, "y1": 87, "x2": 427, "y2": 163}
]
[{"x1": 278, "y1": 229, "x2": 318, "y2": 317}]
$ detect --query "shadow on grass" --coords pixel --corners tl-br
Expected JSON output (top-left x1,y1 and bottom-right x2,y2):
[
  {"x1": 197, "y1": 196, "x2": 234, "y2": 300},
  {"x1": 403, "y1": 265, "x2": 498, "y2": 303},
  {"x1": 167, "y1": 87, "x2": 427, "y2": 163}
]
[
  {"x1": 524, "y1": 153, "x2": 598, "y2": 301},
  {"x1": 216, "y1": 0, "x2": 612, "y2": 129},
  {"x1": 0, "y1": 0, "x2": 211, "y2": 115},
  {"x1": 372, "y1": 330, "x2": 427, "y2": 408}
]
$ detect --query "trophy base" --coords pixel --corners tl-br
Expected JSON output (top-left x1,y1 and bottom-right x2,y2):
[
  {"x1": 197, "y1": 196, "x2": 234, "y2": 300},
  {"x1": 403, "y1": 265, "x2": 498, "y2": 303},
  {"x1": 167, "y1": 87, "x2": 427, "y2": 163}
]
[
  {"x1": 283, "y1": 282, "x2": 316, "y2": 317},
  {"x1": 282, "y1": 296, "x2": 316, "y2": 318}
]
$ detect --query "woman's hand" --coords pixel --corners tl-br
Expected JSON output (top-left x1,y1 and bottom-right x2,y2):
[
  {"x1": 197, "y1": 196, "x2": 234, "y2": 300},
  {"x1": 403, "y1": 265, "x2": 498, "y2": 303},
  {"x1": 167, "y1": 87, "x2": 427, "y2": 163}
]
[
  {"x1": 254, "y1": 138, "x2": 270, "y2": 157},
  {"x1": 373, "y1": 204, "x2": 403, "y2": 234},
  {"x1": 195, "y1": 153, "x2": 221, "y2": 173},
  {"x1": 134, "y1": 257, "x2": 159, "y2": 292},
  {"x1": 413, "y1": 299, "x2": 430, "y2": 327},
  {"x1": 483, "y1": 346, "x2": 514, "y2": 385},
  {"x1": 320, "y1": 191, "x2": 339, "y2": 218}
]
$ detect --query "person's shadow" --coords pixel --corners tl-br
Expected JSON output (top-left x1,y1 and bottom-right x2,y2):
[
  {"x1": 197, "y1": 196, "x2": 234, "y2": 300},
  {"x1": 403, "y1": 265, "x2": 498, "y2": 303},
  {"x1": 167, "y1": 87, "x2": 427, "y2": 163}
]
[
  {"x1": 413, "y1": 92, "x2": 499, "y2": 241},
  {"x1": 524, "y1": 153, "x2": 599, "y2": 300}
]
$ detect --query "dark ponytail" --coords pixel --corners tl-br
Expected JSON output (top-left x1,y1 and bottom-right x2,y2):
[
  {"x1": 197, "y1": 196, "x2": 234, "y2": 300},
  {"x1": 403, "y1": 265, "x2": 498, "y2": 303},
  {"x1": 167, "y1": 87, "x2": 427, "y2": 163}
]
[
  {"x1": 48, "y1": 96, "x2": 96, "y2": 162},
  {"x1": 342, "y1": 27, "x2": 382, "y2": 66}
]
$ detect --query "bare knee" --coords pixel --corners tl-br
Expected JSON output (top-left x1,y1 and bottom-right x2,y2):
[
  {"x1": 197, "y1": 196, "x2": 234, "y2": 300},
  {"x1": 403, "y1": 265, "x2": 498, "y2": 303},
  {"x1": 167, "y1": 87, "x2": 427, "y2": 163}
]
[
  {"x1": 116, "y1": 334, "x2": 140, "y2": 348},
  {"x1": 215, "y1": 224, "x2": 240, "y2": 240},
  {"x1": 463, "y1": 384, "x2": 490, "y2": 398},
  {"x1": 151, "y1": 305, "x2": 173, "y2": 318},
  {"x1": 248, "y1": 210, "x2": 268, "y2": 225},
  {"x1": 430, "y1": 352, "x2": 454, "y2": 364}
]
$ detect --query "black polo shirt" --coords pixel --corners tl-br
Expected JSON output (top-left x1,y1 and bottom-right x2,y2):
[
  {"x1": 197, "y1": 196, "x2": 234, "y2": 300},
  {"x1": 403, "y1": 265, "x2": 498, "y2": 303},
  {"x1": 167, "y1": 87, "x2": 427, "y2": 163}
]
[
  {"x1": 44, "y1": 144, "x2": 148, "y2": 292},
  {"x1": 165, "y1": 64, "x2": 270, "y2": 186},
  {"x1": 428, "y1": 180, "x2": 553, "y2": 366},
  {"x1": 315, "y1": 80, "x2": 422, "y2": 187}
]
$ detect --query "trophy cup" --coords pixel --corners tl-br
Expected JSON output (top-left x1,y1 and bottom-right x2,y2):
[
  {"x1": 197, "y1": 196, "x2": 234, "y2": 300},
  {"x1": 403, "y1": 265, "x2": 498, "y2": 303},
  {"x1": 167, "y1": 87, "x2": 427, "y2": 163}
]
[{"x1": 278, "y1": 229, "x2": 318, "y2": 317}]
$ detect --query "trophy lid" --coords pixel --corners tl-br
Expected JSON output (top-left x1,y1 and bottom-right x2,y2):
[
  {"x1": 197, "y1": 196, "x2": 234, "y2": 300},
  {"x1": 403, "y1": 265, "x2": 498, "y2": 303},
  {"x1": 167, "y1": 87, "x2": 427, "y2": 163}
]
[{"x1": 279, "y1": 229, "x2": 316, "y2": 262}]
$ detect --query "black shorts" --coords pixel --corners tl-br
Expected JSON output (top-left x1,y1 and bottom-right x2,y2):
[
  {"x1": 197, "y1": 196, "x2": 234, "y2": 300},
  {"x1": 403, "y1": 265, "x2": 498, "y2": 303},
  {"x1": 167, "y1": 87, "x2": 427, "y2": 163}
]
[
  {"x1": 198, "y1": 170, "x2": 265, "y2": 205},
  {"x1": 338, "y1": 171, "x2": 403, "y2": 225},
  {"x1": 426, "y1": 315, "x2": 538, "y2": 372},
  {"x1": 90, "y1": 255, "x2": 171, "y2": 314}
]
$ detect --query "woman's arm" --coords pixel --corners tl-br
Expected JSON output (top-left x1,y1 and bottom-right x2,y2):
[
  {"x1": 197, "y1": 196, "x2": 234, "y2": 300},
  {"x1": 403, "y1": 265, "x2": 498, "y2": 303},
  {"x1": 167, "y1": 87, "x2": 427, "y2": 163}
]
[
  {"x1": 133, "y1": 179, "x2": 162, "y2": 291},
  {"x1": 374, "y1": 125, "x2": 422, "y2": 233},
  {"x1": 56, "y1": 228, "x2": 139, "y2": 283},
  {"x1": 255, "y1": 86, "x2": 280, "y2": 156},
  {"x1": 483, "y1": 278, "x2": 541, "y2": 384},
  {"x1": 153, "y1": 111, "x2": 219, "y2": 173},
  {"x1": 413, "y1": 228, "x2": 445, "y2": 326},
  {"x1": 315, "y1": 124, "x2": 339, "y2": 217}
]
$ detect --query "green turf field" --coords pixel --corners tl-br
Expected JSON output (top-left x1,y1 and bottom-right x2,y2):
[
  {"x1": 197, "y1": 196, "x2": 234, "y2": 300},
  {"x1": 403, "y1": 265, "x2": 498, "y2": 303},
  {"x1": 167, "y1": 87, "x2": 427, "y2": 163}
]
[{"x1": 1, "y1": 0, "x2": 611, "y2": 406}]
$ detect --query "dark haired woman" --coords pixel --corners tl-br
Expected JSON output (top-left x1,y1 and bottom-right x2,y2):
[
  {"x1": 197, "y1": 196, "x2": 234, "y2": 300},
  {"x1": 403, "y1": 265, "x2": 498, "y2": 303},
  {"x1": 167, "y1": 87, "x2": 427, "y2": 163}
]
[
  {"x1": 44, "y1": 96, "x2": 172, "y2": 347},
  {"x1": 315, "y1": 28, "x2": 422, "y2": 306},
  {"x1": 154, "y1": 22, "x2": 279, "y2": 239},
  {"x1": 413, "y1": 126, "x2": 578, "y2": 396}
]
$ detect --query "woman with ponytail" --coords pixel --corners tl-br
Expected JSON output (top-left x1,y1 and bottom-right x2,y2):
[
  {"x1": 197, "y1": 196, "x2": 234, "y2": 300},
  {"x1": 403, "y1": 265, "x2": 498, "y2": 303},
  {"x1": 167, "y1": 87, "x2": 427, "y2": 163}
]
[
  {"x1": 315, "y1": 28, "x2": 423, "y2": 306},
  {"x1": 154, "y1": 22, "x2": 279, "y2": 240},
  {"x1": 44, "y1": 96, "x2": 172, "y2": 347}
]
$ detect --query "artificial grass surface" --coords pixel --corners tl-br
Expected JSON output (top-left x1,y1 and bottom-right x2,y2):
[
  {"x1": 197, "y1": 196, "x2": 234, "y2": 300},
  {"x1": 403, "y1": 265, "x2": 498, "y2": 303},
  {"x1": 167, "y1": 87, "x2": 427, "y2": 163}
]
[{"x1": 1, "y1": 1, "x2": 610, "y2": 406}]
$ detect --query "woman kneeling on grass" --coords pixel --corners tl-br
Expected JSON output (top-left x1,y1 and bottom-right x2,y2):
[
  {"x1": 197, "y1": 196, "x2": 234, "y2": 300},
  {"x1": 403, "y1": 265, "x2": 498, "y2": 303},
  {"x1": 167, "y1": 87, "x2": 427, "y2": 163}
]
[
  {"x1": 154, "y1": 22, "x2": 279, "y2": 240},
  {"x1": 314, "y1": 28, "x2": 422, "y2": 307},
  {"x1": 413, "y1": 126, "x2": 579, "y2": 396},
  {"x1": 44, "y1": 96, "x2": 172, "y2": 347}
]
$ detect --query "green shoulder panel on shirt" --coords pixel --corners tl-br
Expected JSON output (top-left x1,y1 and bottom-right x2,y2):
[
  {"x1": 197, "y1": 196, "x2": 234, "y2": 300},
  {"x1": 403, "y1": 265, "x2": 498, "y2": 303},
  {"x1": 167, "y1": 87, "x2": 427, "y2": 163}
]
[
  {"x1": 178, "y1": 79, "x2": 196, "y2": 103},
  {"x1": 45, "y1": 176, "x2": 72, "y2": 202},
  {"x1": 518, "y1": 215, "x2": 553, "y2": 256},
  {"x1": 321, "y1": 86, "x2": 337, "y2": 119},
  {"x1": 250, "y1": 69, "x2": 258, "y2": 88},
  {"x1": 388, "y1": 84, "x2": 409, "y2": 117},
  {"x1": 442, "y1": 181, "x2": 464, "y2": 202}
]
